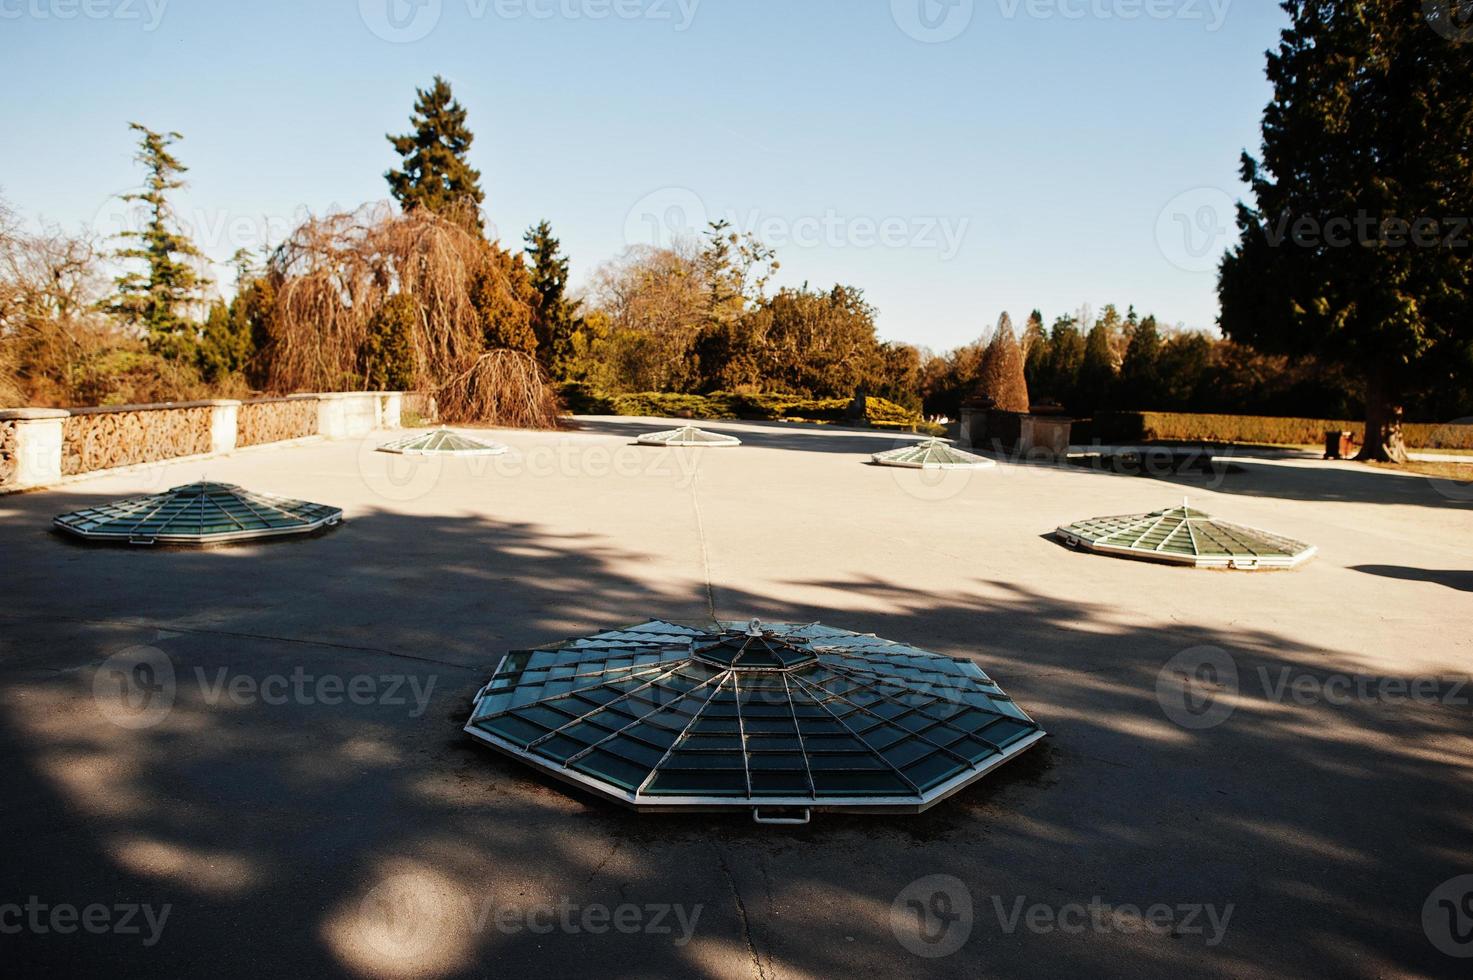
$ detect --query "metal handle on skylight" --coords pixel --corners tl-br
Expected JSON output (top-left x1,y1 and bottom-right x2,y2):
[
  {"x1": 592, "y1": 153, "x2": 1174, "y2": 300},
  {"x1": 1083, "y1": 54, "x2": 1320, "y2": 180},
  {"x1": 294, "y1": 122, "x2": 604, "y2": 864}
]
[{"x1": 752, "y1": 808, "x2": 811, "y2": 825}]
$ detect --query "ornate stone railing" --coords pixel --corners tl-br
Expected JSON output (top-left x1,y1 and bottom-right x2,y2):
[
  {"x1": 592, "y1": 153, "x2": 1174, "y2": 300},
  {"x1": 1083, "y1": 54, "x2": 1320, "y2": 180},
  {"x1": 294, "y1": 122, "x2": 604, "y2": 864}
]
[
  {"x1": 0, "y1": 391, "x2": 426, "y2": 492},
  {"x1": 237, "y1": 396, "x2": 319, "y2": 448},
  {"x1": 62, "y1": 402, "x2": 217, "y2": 476}
]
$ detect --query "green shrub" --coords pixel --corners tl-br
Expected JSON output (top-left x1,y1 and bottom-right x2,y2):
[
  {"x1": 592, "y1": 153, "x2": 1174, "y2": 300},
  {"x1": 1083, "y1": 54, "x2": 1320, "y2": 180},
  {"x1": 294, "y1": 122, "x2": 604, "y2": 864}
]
[
  {"x1": 559, "y1": 385, "x2": 933, "y2": 432},
  {"x1": 1093, "y1": 411, "x2": 1473, "y2": 449}
]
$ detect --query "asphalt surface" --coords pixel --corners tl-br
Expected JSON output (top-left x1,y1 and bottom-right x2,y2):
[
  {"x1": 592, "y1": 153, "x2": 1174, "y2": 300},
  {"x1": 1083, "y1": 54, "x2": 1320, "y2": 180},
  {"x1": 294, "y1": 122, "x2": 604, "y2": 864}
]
[{"x1": 2, "y1": 417, "x2": 1470, "y2": 978}]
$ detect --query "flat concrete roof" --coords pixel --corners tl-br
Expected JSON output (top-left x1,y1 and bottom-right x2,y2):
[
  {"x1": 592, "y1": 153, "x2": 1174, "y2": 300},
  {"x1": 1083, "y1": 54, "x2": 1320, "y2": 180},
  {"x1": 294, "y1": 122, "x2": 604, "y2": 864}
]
[{"x1": 3, "y1": 417, "x2": 1470, "y2": 978}]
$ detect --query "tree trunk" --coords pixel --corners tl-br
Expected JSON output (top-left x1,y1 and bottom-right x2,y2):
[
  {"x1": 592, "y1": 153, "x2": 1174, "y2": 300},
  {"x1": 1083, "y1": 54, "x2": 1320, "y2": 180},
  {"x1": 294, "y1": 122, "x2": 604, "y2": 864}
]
[{"x1": 1355, "y1": 367, "x2": 1409, "y2": 464}]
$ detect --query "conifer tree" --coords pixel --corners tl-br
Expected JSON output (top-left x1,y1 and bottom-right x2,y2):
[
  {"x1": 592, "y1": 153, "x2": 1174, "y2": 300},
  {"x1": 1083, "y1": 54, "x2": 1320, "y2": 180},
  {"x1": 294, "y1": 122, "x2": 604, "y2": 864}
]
[
  {"x1": 386, "y1": 76, "x2": 486, "y2": 232},
  {"x1": 524, "y1": 220, "x2": 579, "y2": 380},
  {"x1": 976, "y1": 312, "x2": 1030, "y2": 412},
  {"x1": 1219, "y1": 1, "x2": 1473, "y2": 462},
  {"x1": 107, "y1": 123, "x2": 206, "y2": 360},
  {"x1": 1078, "y1": 323, "x2": 1117, "y2": 412},
  {"x1": 1118, "y1": 315, "x2": 1164, "y2": 409}
]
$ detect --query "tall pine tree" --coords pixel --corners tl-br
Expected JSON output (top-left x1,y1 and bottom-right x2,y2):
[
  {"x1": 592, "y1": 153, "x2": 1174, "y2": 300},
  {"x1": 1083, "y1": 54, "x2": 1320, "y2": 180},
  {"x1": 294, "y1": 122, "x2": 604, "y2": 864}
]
[
  {"x1": 107, "y1": 123, "x2": 206, "y2": 360},
  {"x1": 976, "y1": 312, "x2": 1030, "y2": 412},
  {"x1": 1220, "y1": 1, "x2": 1473, "y2": 462},
  {"x1": 386, "y1": 76, "x2": 486, "y2": 232},
  {"x1": 524, "y1": 220, "x2": 579, "y2": 380}
]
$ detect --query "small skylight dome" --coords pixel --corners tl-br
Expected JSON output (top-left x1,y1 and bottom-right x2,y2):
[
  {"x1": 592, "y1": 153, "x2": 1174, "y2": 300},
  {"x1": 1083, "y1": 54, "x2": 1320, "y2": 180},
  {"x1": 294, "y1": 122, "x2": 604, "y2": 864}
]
[
  {"x1": 465, "y1": 619, "x2": 1044, "y2": 822},
  {"x1": 377, "y1": 428, "x2": 508, "y2": 456},
  {"x1": 53, "y1": 481, "x2": 342, "y2": 547},
  {"x1": 871, "y1": 438, "x2": 996, "y2": 470},
  {"x1": 1056, "y1": 499, "x2": 1316, "y2": 570},
  {"x1": 636, "y1": 425, "x2": 742, "y2": 447}
]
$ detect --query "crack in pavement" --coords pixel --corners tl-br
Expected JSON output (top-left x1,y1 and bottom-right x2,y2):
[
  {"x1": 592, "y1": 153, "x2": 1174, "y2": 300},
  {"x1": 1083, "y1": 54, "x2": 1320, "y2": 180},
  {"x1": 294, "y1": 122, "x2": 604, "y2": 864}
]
[{"x1": 711, "y1": 841, "x2": 771, "y2": 980}]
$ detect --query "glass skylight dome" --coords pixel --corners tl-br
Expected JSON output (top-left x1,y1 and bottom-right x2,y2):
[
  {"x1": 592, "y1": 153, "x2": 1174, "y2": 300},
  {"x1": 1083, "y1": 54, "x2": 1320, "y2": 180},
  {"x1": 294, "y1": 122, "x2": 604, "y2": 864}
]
[
  {"x1": 636, "y1": 425, "x2": 742, "y2": 448},
  {"x1": 465, "y1": 619, "x2": 1044, "y2": 822},
  {"x1": 872, "y1": 438, "x2": 996, "y2": 470},
  {"x1": 377, "y1": 428, "x2": 508, "y2": 456},
  {"x1": 53, "y1": 481, "x2": 342, "y2": 547},
  {"x1": 1056, "y1": 502, "x2": 1316, "y2": 570}
]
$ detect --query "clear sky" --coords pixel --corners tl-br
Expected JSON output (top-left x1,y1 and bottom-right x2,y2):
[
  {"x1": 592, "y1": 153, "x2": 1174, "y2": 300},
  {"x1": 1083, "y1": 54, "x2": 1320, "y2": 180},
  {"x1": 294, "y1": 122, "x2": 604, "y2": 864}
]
[{"x1": 0, "y1": 0, "x2": 1288, "y2": 352}]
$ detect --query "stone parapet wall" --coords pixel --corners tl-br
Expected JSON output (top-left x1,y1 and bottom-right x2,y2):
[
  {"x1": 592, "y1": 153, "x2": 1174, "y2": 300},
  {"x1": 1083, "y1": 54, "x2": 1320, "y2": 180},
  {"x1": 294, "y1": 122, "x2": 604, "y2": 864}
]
[
  {"x1": 0, "y1": 420, "x2": 16, "y2": 487},
  {"x1": 238, "y1": 398, "x2": 319, "y2": 448},
  {"x1": 61, "y1": 404, "x2": 214, "y2": 476},
  {"x1": 0, "y1": 390, "x2": 421, "y2": 491}
]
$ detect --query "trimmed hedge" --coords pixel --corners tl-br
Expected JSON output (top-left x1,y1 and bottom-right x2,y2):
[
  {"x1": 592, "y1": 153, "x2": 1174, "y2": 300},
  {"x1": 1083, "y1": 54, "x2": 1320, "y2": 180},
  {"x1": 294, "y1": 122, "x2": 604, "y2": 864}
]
[
  {"x1": 1093, "y1": 411, "x2": 1473, "y2": 449},
  {"x1": 557, "y1": 383, "x2": 942, "y2": 435}
]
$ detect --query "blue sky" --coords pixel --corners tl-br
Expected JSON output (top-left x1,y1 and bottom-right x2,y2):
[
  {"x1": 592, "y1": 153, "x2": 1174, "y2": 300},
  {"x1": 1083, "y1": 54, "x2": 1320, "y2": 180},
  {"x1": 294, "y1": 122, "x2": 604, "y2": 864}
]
[{"x1": 0, "y1": 0, "x2": 1287, "y2": 351}]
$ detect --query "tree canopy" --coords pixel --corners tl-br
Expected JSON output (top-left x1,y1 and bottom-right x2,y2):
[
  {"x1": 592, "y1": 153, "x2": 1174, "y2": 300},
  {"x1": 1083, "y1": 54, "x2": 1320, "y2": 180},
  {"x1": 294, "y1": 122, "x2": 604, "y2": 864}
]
[
  {"x1": 1219, "y1": 0, "x2": 1473, "y2": 460},
  {"x1": 106, "y1": 123, "x2": 206, "y2": 360},
  {"x1": 386, "y1": 76, "x2": 486, "y2": 232}
]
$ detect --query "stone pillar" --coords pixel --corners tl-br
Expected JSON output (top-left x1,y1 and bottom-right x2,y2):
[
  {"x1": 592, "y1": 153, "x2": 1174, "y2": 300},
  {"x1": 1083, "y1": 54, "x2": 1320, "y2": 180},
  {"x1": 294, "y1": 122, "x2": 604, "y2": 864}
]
[
  {"x1": 206, "y1": 400, "x2": 241, "y2": 455},
  {"x1": 1020, "y1": 416, "x2": 1074, "y2": 460},
  {"x1": 312, "y1": 393, "x2": 380, "y2": 439},
  {"x1": 2, "y1": 408, "x2": 69, "y2": 490},
  {"x1": 378, "y1": 392, "x2": 403, "y2": 430}
]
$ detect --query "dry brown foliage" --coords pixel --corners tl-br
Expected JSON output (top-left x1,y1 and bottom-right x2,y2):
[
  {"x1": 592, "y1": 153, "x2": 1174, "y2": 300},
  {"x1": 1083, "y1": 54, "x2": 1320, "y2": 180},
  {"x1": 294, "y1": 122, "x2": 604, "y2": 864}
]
[
  {"x1": 260, "y1": 204, "x2": 556, "y2": 425},
  {"x1": 438, "y1": 349, "x2": 561, "y2": 428},
  {"x1": 977, "y1": 312, "x2": 1031, "y2": 412}
]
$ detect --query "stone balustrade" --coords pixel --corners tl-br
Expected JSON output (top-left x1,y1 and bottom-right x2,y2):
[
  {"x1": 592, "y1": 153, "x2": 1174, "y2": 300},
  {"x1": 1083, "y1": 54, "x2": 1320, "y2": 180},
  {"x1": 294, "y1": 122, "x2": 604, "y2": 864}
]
[{"x1": 0, "y1": 391, "x2": 422, "y2": 492}]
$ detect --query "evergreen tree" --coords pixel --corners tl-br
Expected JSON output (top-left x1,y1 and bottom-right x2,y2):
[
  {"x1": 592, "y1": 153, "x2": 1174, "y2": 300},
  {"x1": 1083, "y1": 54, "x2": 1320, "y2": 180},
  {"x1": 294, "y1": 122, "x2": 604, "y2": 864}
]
[
  {"x1": 1118, "y1": 315, "x2": 1164, "y2": 409},
  {"x1": 1219, "y1": 1, "x2": 1473, "y2": 462},
  {"x1": 386, "y1": 76, "x2": 486, "y2": 232},
  {"x1": 1078, "y1": 322, "x2": 1117, "y2": 412},
  {"x1": 976, "y1": 312, "x2": 1030, "y2": 412},
  {"x1": 1043, "y1": 316, "x2": 1084, "y2": 408},
  {"x1": 471, "y1": 246, "x2": 539, "y2": 355},
  {"x1": 107, "y1": 123, "x2": 206, "y2": 360},
  {"x1": 364, "y1": 293, "x2": 419, "y2": 390},
  {"x1": 196, "y1": 249, "x2": 264, "y2": 382},
  {"x1": 1022, "y1": 309, "x2": 1049, "y2": 395},
  {"x1": 524, "y1": 220, "x2": 579, "y2": 380}
]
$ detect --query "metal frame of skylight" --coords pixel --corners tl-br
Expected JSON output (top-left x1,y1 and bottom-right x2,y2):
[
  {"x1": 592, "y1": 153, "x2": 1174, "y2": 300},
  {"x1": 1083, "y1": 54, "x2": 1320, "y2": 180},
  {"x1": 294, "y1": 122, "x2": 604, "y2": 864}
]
[
  {"x1": 1056, "y1": 507, "x2": 1317, "y2": 570},
  {"x1": 636, "y1": 425, "x2": 742, "y2": 447},
  {"x1": 53, "y1": 484, "x2": 342, "y2": 546},
  {"x1": 464, "y1": 626, "x2": 1046, "y2": 819},
  {"x1": 377, "y1": 428, "x2": 509, "y2": 456},
  {"x1": 871, "y1": 438, "x2": 997, "y2": 470}
]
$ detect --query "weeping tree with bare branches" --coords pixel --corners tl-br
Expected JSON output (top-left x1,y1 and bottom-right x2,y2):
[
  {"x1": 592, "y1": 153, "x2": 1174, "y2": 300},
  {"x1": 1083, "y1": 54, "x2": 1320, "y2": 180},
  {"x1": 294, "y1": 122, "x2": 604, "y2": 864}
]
[{"x1": 259, "y1": 204, "x2": 558, "y2": 426}]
